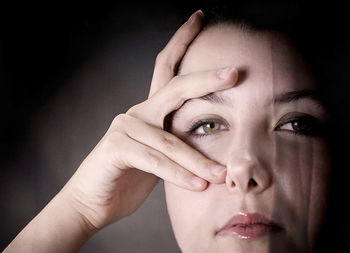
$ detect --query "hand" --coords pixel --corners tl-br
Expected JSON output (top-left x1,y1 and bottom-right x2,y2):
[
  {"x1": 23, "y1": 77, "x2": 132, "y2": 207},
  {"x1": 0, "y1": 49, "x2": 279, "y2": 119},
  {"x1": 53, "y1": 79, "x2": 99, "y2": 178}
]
[
  {"x1": 61, "y1": 10, "x2": 239, "y2": 232},
  {"x1": 4, "y1": 10, "x2": 239, "y2": 253}
]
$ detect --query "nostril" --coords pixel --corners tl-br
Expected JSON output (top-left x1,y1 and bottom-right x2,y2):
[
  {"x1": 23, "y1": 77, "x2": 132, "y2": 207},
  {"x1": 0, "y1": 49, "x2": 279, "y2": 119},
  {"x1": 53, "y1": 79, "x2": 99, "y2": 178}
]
[
  {"x1": 228, "y1": 180, "x2": 235, "y2": 188},
  {"x1": 248, "y1": 178, "x2": 258, "y2": 188},
  {"x1": 226, "y1": 176, "x2": 236, "y2": 190}
]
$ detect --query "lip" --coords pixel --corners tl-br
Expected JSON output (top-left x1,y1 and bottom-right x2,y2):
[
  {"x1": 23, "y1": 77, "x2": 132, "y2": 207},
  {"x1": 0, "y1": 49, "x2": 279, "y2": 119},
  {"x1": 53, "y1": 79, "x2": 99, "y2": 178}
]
[{"x1": 216, "y1": 213, "x2": 283, "y2": 239}]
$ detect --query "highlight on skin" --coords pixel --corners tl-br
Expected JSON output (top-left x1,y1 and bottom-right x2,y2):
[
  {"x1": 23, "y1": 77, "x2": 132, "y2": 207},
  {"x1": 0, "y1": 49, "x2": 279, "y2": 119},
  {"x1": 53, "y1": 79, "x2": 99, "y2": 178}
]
[{"x1": 164, "y1": 22, "x2": 330, "y2": 253}]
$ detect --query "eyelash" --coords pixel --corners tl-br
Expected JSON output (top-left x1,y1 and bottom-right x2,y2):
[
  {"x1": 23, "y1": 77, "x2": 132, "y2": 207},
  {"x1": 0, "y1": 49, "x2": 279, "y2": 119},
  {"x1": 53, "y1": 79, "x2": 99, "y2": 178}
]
[
  {"x1": 275, "y1": 115, "x2": 325, "y2": 137},
  {"x1": 185, "y1": 118, "x2": 227, "y2": 138},
  {"x1": 186, "y1": 115, "x2": 325, "y2": 139}
]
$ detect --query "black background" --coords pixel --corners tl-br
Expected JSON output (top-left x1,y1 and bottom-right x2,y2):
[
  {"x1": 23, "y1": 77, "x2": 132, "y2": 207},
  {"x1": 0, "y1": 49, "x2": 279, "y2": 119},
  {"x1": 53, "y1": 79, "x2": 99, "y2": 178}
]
[
  {"x1": 1, "y1": 0, "x2": 350, "y2": 252},
  {"x1": 0, "y1": 1, "x2": 195, "y2": 165}
]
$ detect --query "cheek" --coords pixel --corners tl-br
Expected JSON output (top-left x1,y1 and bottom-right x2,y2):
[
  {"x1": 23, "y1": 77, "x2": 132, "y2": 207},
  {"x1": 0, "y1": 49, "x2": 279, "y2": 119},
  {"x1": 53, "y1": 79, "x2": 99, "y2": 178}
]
[
  {"x1": 275, "y1": 136, "x2": 330, "y2": 206},
  {"x1": 164, "y1": 182, "x2": 217, "y2": 252},
  {"x1": 186, "y1": 134, "x2": 234, "y2": 163},
  {"x1": 273, "y1": 136, "x2": 330, "y2": 243}
]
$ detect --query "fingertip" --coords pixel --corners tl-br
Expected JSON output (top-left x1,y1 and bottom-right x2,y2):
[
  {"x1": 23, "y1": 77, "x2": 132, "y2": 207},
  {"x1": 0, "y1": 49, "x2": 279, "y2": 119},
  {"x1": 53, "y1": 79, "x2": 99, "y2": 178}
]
[
  {"x1": 190, "y1": 176, "x2": 208, "y2": 191},
  {"x1": 210, "y1": 164, "x2": 226, "y2": 176},
  {"x1": 209, "y1": 174, "x2": 227, "y2": 185},
  {"x1": 217, "y1": 66, "x2": 238, "y2": 81},
  {"x1": 231, "y1": 68, "x2": 239, "y2": 85},
  {"x1": 209, "y1": 165, "x2": 227, "y2": 183},
  {"x1": 218, "y1": 67, "x2": 239, "y2": 89},
  {"x1": 188, "y1": 9, "x2": 205, "y2": 25},
  {"x1": 197, "y1": 9, "x2": 204, "y2": 18}
]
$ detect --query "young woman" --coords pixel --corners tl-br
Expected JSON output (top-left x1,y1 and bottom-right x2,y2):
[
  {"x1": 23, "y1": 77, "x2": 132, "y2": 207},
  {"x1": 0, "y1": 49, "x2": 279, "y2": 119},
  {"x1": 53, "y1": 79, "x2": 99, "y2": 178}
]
[{"x1": 5, "y1": 1, "x2": 347, "y2": 252}]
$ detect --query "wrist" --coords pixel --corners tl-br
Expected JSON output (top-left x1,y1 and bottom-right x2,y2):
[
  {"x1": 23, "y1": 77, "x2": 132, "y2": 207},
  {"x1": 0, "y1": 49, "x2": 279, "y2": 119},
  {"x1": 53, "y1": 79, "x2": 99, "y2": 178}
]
[
  {"x1": 5, "y1": 189, "x2": 96, "y2": 253},
  {"x1": 54, "y1": 187, "x2": 98, "y2": 239}
]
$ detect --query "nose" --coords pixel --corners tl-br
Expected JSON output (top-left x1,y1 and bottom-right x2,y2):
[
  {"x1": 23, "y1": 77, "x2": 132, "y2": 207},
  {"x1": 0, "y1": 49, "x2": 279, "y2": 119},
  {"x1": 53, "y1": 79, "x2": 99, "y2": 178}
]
[{"x1": 225, "y1": 142, "x2": 272, "y2": 194}]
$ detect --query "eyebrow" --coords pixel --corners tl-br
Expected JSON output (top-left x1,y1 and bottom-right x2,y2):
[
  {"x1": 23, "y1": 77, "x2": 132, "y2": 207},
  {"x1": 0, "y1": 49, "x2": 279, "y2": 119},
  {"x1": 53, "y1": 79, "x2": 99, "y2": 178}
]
[
  {"x1": 187, "y1": 89, "x2": 325, "y2": 107},
  {"x1": 273, "y1": 90, "x2": 323, "y2": 105}
]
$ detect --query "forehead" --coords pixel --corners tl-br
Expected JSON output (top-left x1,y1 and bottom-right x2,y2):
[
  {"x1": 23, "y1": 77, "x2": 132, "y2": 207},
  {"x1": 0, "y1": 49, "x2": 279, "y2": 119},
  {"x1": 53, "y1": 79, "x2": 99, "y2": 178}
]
[{"x1": 179, "y1": 24, "x2": 315, "y2": 97}]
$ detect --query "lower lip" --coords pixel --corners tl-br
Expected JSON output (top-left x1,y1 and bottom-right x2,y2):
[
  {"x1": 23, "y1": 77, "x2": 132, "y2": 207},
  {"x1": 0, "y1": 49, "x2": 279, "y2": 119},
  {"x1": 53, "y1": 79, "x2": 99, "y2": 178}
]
[{"x1": 217, "y1": 223, "x2": 279, "y2": 239}]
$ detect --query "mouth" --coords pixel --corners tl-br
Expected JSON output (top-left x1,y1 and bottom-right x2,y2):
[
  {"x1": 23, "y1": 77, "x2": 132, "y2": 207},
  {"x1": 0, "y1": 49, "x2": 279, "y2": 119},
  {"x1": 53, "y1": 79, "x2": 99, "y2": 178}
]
[{"x1": 216, "y1": 212, "x2": 283, "y2": 239}]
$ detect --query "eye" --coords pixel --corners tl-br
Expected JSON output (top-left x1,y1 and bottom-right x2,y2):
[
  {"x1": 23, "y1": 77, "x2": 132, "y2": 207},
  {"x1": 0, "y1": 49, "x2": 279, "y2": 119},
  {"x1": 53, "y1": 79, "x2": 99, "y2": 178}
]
[
  {"x1": 275, "y1": 114, "x2": 325, "y2": 137},
  {"x1": 196, "y1": 122, "x2": 221, "y2": 134},
  {"x1": 186, "y1": 119, "x2": 228, "y2": 138}
]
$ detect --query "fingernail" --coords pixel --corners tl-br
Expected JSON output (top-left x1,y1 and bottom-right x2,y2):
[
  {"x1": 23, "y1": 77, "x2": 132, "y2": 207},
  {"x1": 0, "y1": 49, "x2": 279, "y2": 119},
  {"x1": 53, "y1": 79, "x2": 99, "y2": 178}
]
[
  {"x1": 188, "y1": 10, "x2": 204, "y2": 24},
  {"x1": 190, "y1": 177, "x2": 207, "y2": 189},
  {"x1": 217, "y1": 67, "x2": 238, "y2": 80},
  {"x1": 210, "y1": 165, "x2": 226, "y2": 177}
]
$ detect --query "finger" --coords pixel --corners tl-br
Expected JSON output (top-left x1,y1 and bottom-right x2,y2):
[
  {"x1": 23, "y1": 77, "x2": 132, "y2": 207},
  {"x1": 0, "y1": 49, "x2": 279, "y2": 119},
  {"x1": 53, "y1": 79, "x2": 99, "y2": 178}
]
[
  {"x1": 111, "y1": 114, "x2": 226, "y2": 183},
  {"x1": 129, "y1": 66, "x2": 238, "y2": 127},
  {"x1": 107, "y1": 131, "x2": 208, "y2": 191},
  {"x1": 149, "y1": 10, "x2": 204, "y2": 97}
]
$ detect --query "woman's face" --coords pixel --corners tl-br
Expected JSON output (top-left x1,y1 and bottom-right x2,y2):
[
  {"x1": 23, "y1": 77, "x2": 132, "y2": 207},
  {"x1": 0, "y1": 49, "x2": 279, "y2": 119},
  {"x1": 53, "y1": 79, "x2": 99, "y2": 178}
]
[{"x1": 165, "y1": 25, "x2": 330, "y2": 253}]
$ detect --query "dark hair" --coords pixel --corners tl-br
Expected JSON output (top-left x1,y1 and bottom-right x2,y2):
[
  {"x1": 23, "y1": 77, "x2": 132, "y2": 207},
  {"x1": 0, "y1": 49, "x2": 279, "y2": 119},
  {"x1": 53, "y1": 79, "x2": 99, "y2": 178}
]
[{"x1": 178, "y1": 0, "x2": 350, "y2": 252}]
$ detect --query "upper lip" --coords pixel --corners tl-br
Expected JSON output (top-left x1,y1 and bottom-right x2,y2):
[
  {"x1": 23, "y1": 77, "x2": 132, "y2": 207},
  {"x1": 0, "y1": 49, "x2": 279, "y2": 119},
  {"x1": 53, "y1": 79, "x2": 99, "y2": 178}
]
[{"x1": 216, "y1": 212, "x2": 282, "y2": 233}]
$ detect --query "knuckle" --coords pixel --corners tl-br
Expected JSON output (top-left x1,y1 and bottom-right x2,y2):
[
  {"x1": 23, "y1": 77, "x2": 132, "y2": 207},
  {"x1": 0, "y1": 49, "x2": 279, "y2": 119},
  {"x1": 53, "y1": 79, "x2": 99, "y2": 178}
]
[
  {"x1": 173, "y1": 167, "x2": 186, "y2": 184},
  {"x1": 173, "y1": 39, "x2": 188, "y2": 51},
  {"x1": 97, "y1": 132, "x2": 125, "y2": 166},
  {"x1": 155, "y1": 50, "x2": 166, "y2": 66},
  {"x1": 126, "y1": 104, "x2": 138, "y2": 116},
  {"x1": 155, "y1": 49, "x2": 176, "y2": 71},
  {"x1": 145, "y1": 151, "x2": 162, "y2": 171},
  {"x1": 200, "y1": 159, "x2": 213, "y2": 170},
  {"x1": 167, "y1": 76, "x2": 182, "y2": 93},
  {"x1": 160, "y1": 133, "x2": 179, "y2": 153},
  {"x1": 100, "y1": 132, "x2": 125, "y2": 167},
  {"x1": 101, "y1": 132, "x2": 124, "y2": 151},
  {"x1": 126, "y1": 102, "x2": 146, "y2": 118},
  {"x1": 111, "y1": 114, "x2": 128, "y2": 129}
]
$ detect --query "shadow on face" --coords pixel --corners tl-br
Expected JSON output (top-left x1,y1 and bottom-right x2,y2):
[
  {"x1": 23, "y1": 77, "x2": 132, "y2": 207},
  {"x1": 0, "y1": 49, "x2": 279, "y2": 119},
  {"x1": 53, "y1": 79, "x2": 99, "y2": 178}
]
[{"x1": 165, "y1": 24, "x2": 331, "y2": 253}]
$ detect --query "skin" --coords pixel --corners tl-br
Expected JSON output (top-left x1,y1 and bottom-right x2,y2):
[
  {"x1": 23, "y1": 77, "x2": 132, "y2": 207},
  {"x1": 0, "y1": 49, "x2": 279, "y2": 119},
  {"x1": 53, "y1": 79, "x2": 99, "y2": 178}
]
[
  {"x1": 4, "y1": 10, "x2": 331, "y2": 253},
  {"x1": 165, "y1": 24, "x2": 331, "y2": 252}
]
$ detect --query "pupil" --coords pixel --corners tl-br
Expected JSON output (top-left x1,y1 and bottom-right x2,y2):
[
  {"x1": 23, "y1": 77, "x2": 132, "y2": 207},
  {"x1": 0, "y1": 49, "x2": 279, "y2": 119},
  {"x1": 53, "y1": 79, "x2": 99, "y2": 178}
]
[
  {"x1": 292, "y1": 121, "x2": 307, "y2": 131},
  {"x1": 209, "y1": 123, "x2": 215, "y2": 129}
]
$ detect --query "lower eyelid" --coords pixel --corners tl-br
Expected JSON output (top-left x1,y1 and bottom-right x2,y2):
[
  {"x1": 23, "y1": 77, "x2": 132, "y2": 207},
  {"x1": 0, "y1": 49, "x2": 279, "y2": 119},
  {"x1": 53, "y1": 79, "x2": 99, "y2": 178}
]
[
  {"x1": 186, "y1": 114, "x2": 325, "y2": 139},
  {"x1": 192, "y1": 124, "x2": 228, "y2": 136},
  {"x1": 275, "y1": 119, "x2": 325, "y2": 137},
  {"x1": 187, "y1": 118, "x2": 227, "y2": 134}
]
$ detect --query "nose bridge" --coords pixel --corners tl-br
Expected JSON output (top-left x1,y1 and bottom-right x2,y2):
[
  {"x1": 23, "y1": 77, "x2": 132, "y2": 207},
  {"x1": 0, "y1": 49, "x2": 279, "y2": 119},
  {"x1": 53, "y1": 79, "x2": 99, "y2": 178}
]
[{"x1": 225, "y1": 126, "x2": 271, "y2": 194}]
